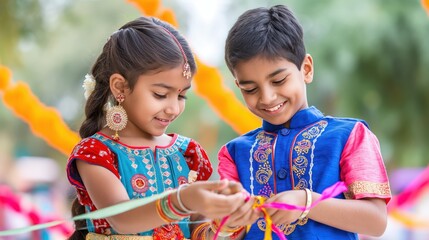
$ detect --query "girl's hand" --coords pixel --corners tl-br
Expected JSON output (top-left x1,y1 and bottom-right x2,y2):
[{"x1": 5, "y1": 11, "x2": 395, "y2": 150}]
[
  {"x1": 178, "y1": 180, "x2": 247, "y2": 220},
  {"x1": 216, "y1": 182, "x2": 261, "y2": 227},
  {"x1": 224, "y1": 195, "x2": 262, "y2": 227},
  {"x1": 264, "y1": 189, "x2": 307, "y2": 225}
]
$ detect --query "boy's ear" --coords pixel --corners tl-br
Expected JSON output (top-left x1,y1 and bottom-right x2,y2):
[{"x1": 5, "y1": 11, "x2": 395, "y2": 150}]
[
  {"x1": 302, "y1": 54, "x2": 314, "y2": 84},
  {"x1": 234, "y1": 79, "x2": 240, "y2": 88},
  {"x1": 109, "y1": 73, "x2": 129, "y2": 96}
]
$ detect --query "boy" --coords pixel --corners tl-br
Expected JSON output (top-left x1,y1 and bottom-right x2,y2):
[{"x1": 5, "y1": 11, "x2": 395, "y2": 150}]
[{"x1": 218, "y1": 5, "x2": 391, "y2": 240}]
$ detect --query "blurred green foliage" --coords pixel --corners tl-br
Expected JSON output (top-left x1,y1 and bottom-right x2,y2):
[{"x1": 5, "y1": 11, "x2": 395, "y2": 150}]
[{"x1": 0, "y1": 0, "x2": 428, "y2": 176}]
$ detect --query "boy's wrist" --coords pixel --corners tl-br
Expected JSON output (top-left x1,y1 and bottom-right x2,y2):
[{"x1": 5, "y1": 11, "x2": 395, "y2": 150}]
[{"x1": 298, "y1": 188, "x2": 312, "y2": 220}]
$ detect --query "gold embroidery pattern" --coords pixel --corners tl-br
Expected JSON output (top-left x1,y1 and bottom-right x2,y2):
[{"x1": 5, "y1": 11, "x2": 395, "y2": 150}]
[
  {"x1": 284, "y1": 121, "x2": 328, "y2": 235},
  {"x1": 344, "y1": 181, "x2": 391, "y2": 199},
  {"x1": 294, "y1": 139, "x2": 311, "y2": 155},
  {"x1": 292, "y1": 156, "x2": 308, "y2": 178},
  {"x1": 254, "y1": 132, "x2": 274, "y2": 186},
  {"x1": 256, "y1": 161, "x2": 273, "y2": 184}
]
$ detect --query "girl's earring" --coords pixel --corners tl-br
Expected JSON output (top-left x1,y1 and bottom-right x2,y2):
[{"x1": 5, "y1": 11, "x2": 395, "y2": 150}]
[{"x1": 106, "y1": 94, "x2": 127, "y2": 141}]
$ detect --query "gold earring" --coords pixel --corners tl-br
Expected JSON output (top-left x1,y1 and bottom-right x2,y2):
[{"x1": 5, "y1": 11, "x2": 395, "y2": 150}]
[{"x1": 106, "y1": 94, "x2": 127, "y2": 141}]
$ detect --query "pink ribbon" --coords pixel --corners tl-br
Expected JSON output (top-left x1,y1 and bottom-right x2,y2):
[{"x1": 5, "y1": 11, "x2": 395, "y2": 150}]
[{"x1": 213, "y1": 181, "x2": 347, "y2": 240}]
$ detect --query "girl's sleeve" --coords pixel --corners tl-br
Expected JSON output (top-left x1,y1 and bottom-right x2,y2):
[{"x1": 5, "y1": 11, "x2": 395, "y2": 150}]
[
  {"x1": 183, "y1": 139, "x2": 213, "y2": 181},
  {"x1": 340, "y1": 122, "x2": 392, "y2": 203},
  {"x1": 217, "y1": 145, "x2": 240, "y2": 182},
  {"x1": 67, "y1": 137, "x2": 119, "y2": 190}
]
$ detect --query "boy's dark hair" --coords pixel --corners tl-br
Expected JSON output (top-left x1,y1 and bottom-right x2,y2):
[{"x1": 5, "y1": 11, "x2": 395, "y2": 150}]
[
  {"x1": 225, "y1": 5, "x2": 305, "y2": 73},
  {"x1": 70, "y1": 16, "x2": 195, "y2": 239},
  {"x1": 79, "y1": 16, "x2": 196, "y2": 139}
]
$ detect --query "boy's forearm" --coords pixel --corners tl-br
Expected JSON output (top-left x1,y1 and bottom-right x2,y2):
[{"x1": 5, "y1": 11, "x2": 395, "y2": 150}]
[{"x1": 308, "y1": 192, "x2": 388, "y2": 237}]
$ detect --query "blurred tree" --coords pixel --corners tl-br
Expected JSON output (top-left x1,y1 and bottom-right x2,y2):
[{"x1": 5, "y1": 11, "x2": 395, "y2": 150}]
[
  {"x1": 299, "y1": 0, "x2": 429, "y2": 168},
  {"x1": 0, "y1": 0, "x2": 45, "y2": 65}
]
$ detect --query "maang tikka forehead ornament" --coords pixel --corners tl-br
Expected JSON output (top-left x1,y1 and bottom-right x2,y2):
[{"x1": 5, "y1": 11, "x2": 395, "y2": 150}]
[{"x1": 159, "y1": 26, "x2": 192, "y2": 80}]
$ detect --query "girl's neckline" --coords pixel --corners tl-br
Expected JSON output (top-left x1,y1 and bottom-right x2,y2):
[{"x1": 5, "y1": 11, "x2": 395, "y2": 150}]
[{"x1": 96, "y1": 132, "x2": 178, "y2": 150}]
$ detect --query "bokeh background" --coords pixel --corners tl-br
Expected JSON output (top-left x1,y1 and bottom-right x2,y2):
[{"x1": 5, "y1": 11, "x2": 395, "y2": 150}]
[{"x1": 1, "y1": 0, "x2": 429, "y2": 239}]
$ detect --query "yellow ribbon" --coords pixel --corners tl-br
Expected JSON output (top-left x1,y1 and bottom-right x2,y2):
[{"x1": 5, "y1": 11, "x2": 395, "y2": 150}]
[{"x1": 252, "y1": 196, "x2": 273, "y2": 240}]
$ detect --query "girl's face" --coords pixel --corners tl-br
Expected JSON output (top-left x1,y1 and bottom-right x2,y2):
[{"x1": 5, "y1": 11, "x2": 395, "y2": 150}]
[
  {"x1": 233, "y1": 55, "x2": 313, "y2": 127},
  {"x1": 122, "y1": 65, "x2": 191, "y2": 138}
]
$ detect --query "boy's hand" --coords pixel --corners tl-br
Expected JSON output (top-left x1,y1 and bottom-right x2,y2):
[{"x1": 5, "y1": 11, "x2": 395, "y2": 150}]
[
  {"x1": 264, "y1": 189, "x2": 307, "y2": 225},
  {"x1": 224, "y1": 195, "x2": 263, "y2": 227}
]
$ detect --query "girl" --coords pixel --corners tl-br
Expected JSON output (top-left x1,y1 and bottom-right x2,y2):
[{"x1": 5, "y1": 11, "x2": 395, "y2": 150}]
[{"x1": 66, "y1": 16, "x2": 245, "y2": 239}]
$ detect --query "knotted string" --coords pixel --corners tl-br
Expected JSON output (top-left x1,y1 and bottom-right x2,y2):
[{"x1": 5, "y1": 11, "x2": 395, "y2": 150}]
[
  {"x1": 213, "y1": 182, "x2": 347, "y2": 240},
  {"x1": 1, "y1": 182, "x2": 347, "y2": 238}
]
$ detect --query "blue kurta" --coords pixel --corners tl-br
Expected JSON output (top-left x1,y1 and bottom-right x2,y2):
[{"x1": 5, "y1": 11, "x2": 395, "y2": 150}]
[{"x1": 219, "y1": 106, "x2": 384, "y2": 240}]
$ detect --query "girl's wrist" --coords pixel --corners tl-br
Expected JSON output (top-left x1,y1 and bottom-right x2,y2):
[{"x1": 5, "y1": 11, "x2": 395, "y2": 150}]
[{"x1": 172, "y1": 183, "x2": 196, "y2": 214}]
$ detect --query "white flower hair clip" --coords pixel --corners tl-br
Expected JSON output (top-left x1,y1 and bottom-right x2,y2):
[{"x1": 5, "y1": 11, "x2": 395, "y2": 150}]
[{"x1": 82, "y1": 74, "x2": 96, "y2": 100}]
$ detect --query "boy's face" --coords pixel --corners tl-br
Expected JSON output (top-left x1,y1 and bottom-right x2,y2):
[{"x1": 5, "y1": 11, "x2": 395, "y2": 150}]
[{"x1": 233, "y1": 55, "x2": 313, "y2": 127}]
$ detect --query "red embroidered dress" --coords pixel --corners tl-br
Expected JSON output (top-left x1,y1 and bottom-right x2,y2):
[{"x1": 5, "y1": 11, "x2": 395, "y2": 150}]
[{"x1": 67, "y1": 132, "x2": 212, "y2": 238}]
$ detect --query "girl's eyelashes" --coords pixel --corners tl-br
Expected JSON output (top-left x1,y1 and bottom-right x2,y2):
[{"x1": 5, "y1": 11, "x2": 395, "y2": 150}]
[
  {"x1": 154, "y1": 92, "x2": 188, "y2": 100},
  {"x1": 154, "y1": 93, "x2": 167, "y2": 99}
]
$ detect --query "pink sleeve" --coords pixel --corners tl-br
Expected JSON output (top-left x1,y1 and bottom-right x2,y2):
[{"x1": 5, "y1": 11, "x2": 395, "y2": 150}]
[
  {"x1": 217, "y1": 145, "x2": 240, "y2": 182},
  {"x1": 340, "y1": 122, "x2": 391, "y2": 203}
]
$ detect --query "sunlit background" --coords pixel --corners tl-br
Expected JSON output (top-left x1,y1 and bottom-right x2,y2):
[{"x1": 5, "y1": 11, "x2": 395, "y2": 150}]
[{"x1": 1, "y1": 0, "x2": 429, "y2": 239}]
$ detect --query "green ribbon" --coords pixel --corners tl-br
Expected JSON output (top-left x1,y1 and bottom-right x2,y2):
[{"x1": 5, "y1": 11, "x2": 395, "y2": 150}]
[{"x1": 0, "y1": 190, "x2": 172, "y2": 236}]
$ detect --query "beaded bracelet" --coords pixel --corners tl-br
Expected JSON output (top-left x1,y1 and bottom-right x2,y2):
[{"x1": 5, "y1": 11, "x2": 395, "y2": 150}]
[{"x1": 298, "y1": 188, "x2": 312, "y2": 220}]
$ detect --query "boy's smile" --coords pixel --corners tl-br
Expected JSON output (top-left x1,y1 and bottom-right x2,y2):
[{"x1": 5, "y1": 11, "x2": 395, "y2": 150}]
[{"x1": 233, "y1": 55, "x2": 313, "y2": 128}]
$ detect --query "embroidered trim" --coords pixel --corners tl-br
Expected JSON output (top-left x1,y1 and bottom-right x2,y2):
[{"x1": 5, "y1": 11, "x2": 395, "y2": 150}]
[
  {"x1": 248, "y1": 136, "x2": 259, "y2": 195},
  {"x1": 344, "y1": 181, "x2": 391, "y2": 199},
  {"x1": 308, "y1": 121, "x2": 328, "y2": 189}
]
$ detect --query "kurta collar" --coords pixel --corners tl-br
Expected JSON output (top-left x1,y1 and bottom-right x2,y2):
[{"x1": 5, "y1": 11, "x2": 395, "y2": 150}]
[{"x1": 262, "y1": 106, "x2": 324, "y2": 132}]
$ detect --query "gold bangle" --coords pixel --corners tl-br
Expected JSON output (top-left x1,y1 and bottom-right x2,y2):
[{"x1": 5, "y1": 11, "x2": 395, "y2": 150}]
[
  {"x1": 210, "y1": 219, "x2": 243, "y2": 237},
  {"x1": 192, "y1": 222, "x2": 210, "y2": 240},
  {"x1": 298, "y1": 188, "x2": 312, "y2": 220}
]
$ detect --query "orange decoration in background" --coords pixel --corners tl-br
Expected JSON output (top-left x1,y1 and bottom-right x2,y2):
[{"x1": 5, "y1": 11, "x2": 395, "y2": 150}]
[
  {"x1": 390, "y1": 210, "x2": 429, "y2": 229},
  {"x1": 423, "y1": 0, "x2": 429, "y2": 15},
  {"x1": 0, "y1": 65, "x2": 80, "y2": 155},
  {"x1": 127, "y1": 0, "x2": 161, "y2": 17},
  {"x1": 193, "y1": 57, "x2": 260, "y2": 133},
  {"x1": 0, "y1": 66, "x2": 11, "y2": 91},
  {"x1": 127, "y1": 0, "x2": 178, "y2": 27},
  {"x1": 0, "y1": 0, "x2": 260, "y2": 158}
]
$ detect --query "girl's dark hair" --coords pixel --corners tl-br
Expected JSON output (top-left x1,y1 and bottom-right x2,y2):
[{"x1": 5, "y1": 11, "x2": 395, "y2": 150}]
[
  {"x1": 79, "y1": 16, "x2": 196, "y2": 139},
  {"x1": 70, "y1": 16, "x2": 196, "y2": 239},
  {"x1": 225, "y1": 5, "x2": 306, "y2": 73},
  {"x1": 68, "y1": 198, "x2": 87, "y2": 240}
]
